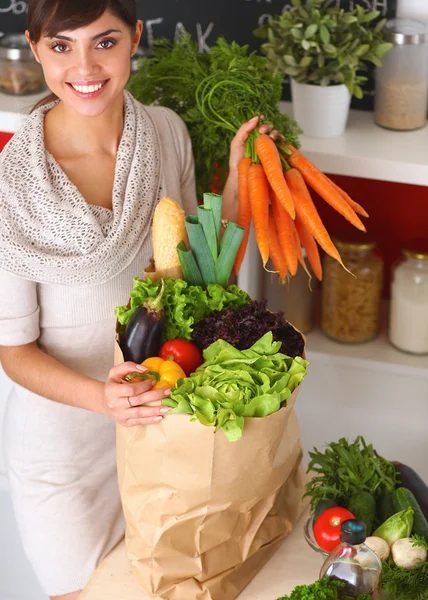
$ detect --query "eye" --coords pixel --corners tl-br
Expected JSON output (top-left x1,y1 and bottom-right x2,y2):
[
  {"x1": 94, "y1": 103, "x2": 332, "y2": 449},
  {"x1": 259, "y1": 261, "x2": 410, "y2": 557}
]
[
  {"x1": 97, "y1": 39, "x2": 116, "y2": 50},
  {"x1": 50, "y1": 42, "x2": 70, "y2": 53}
]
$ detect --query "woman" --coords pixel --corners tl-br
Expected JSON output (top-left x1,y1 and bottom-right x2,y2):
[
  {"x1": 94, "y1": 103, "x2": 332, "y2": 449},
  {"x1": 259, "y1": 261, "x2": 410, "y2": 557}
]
[{"x1": 0, "y1": 1, "x2": 276, "y2": 598}]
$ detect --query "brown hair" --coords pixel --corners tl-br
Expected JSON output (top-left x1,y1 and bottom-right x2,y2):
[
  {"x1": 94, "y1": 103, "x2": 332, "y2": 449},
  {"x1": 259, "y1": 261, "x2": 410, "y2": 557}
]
[{"x1": 28, "y1": 0, "x2": 137, "y2": 110}]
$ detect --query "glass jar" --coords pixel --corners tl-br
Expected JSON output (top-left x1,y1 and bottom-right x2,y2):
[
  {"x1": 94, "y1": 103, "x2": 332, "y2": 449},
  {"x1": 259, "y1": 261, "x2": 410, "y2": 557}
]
[
  {"x1": 321, "y1": 235, "x2": 384, "y2": 343},
  {"x1": 264, "y1": 250, "x2": 316, "y2": 334},
  {"x1": 389, "y1": 240, "x2": 428, "y2": 355},
  {"x1": 320, "y1": 520, "x2": 382, "y2": 599},
  {"x1": 0, "y1": 33, "x2": 46, "y2": 96},
  {"x1": 375, "y1": 19, "x2": 428, "y2": 131}
]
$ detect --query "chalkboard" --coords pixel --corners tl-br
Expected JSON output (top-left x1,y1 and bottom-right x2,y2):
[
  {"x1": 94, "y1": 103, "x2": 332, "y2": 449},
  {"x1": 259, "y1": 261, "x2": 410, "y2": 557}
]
[{"x1": 0, "y1": 0, "x2": 397, "y2": 110}]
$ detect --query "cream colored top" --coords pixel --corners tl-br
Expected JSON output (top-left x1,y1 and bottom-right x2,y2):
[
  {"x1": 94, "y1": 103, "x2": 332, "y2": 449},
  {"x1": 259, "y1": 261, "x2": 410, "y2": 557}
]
[{"x1": 0, "y1": 105, "x2": 198, "y2": 379}]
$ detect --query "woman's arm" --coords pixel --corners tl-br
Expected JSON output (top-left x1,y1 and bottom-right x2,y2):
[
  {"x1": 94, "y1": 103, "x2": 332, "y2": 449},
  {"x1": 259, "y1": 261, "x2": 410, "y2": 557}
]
[
  {"x1": 0, "y1": 343, "x2": 171, "y2": 426},
  {"x1": 0, "y1": 342, "x2": 104, "y2": 412}
]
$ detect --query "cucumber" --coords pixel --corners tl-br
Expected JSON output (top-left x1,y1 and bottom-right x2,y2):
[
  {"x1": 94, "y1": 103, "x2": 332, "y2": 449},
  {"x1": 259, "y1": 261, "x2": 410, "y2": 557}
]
[
  {"x1": 393, "y1": 487, "x2": 428, "y2": 540},
  {"x1": 377, "y1": 492, "x2": 397, "y2": 525},
  {"x1": 393, "y1": 462, "x2": 428, "y2": 520},
  {"x1": 348, "y1": 491, "x2": 376, "y2": 536},
  {"x1": 313, "y1": 498, "x2": 338, "y2": 522}
]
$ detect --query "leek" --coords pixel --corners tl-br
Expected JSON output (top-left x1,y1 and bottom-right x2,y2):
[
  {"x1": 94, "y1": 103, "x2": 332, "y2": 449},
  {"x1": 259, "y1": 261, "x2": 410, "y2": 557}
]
[{"x1": 176, "y1": 241, "x2": 205, "y2": 287}]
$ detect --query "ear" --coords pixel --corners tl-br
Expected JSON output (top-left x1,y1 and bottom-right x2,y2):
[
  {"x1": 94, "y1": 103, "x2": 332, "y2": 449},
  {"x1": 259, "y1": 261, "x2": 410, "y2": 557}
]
[
  {"x1": 25, "y1": 30, "x2": 41, "y2": 64},
  {"x1": 131, "y1": 20, "x2": 143, "y2": 55}
]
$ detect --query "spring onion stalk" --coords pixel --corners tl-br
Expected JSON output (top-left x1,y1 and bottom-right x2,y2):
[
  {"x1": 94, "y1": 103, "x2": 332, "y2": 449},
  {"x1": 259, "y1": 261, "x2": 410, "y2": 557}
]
[
  {"x1": 176, "y1": 241, "x2": 205, "y2": 287},
  {"x1": 177, "y1": 194, "x2": 245, "y2": 288}
]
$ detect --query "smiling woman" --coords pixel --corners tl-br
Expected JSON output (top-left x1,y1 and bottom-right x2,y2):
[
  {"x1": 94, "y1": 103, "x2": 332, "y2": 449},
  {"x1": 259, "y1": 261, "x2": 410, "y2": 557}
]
[
  {"x1": 27, "y1": 0, "x2": 140, "y2": 112},
  {"x1": 0, "y1": 1, "x2": 267, "y2": 599}
]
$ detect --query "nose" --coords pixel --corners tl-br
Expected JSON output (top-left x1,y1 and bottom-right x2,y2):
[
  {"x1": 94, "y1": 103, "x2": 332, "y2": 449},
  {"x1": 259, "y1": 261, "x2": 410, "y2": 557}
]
[{"x1": 74, "y1": 48, "x2": 99, "y2": 78}]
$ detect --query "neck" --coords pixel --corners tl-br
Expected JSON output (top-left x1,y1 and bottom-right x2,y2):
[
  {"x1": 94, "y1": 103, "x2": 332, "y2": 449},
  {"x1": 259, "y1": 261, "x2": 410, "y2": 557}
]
[{"x1": 47, "y1": 93, "x2": 125, "y2": 157}]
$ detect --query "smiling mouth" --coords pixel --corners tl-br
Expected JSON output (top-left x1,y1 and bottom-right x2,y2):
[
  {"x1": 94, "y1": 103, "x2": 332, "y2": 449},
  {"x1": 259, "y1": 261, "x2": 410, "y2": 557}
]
[{"x1": 67, "y1": 80, "x2": 109, "y2": 94}]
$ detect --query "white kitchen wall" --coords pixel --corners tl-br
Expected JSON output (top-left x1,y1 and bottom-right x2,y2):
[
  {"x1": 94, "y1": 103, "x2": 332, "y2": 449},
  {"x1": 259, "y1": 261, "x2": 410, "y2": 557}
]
[{"x1": 397, "y1": 0, "x2": 428, "y2": 20}]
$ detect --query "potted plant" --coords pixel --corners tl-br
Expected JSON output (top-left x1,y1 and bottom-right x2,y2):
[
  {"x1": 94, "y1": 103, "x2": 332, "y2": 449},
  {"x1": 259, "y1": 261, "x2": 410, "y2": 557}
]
[{"x1": 255, "y1": 0, "x2": 393, "y2": 138}]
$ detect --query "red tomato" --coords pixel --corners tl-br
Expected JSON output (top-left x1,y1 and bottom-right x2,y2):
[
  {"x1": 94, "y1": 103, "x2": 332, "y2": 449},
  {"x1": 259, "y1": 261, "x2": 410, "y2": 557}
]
[
  {"x1": 159, "y1": 340, "x2": 202, "y2": 376},
  {"x1": 313, "y1": 507, "x2": 355, "y2": 553}
]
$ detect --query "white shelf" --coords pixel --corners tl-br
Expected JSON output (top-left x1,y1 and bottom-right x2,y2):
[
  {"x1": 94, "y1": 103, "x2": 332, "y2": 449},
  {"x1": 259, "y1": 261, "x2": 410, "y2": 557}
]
[
  {"x1": 0, "y1": 90, "x2": 47, "y2": 132},
  {"x1": 280, "y1": 101, "x2": 428, "y2": 187},
  {"x1": 305, "y1": 327, "x2": 428, "y2": 380}
]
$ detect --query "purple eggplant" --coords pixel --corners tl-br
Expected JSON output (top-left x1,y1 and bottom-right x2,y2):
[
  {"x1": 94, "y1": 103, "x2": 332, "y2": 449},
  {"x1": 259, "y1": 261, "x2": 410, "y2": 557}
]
[{"x1": 120, "y1": 283, "x2": 164, "y2": 364}]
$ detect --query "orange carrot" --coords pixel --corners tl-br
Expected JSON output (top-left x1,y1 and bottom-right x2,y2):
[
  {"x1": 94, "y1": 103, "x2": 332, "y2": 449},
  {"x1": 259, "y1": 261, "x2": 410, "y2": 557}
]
[
  {"x1": 256, "y1": 134, "x2": 295, "y2": 219},
  {"x1": 268, "y1": 208, "x2": 287, "y2": 283},
  {"x1": 286, "y1": 145, "x2": 366, "y2": 231},
  {"x1": 269, "y1": 185, "x2": 298, "y2": 276},
  {"x1": 284, "y1": 167, "x2": 344, "y2": 266},
  {"x1": 233, "y1": 157, "x2": 253, "y2": 275},
  {"x1": 295, "y1": 213, "x2": 323, "y2": 281},
  {"x1": 324, "y1": 175, "x2": 369, "y2": 218},
  {"x1": 247, "y1": 163, "x2": 270, "y2": 267},
  {"x1": 292, "y1": 222, "x2": 312, "y2": 282}
]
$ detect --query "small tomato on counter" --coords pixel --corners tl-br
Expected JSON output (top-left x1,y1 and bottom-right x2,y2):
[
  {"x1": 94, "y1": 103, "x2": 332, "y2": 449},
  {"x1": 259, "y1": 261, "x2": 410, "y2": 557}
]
[
  {"x1": 159, "y1": 339, "x2": 202, "y2": 376},
  {"x1": 141, "y1": 357, "x2": 186, "y2": 390},
  {"x1": 314, "y1": 507, "x2": 355, "y2": 553}
]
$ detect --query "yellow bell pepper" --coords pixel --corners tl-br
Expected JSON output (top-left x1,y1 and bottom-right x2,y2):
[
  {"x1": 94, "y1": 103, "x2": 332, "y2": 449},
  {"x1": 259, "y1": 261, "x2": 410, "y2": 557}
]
[{"x1": 141, "y1": 357, "x2": 186, "y2": 390}]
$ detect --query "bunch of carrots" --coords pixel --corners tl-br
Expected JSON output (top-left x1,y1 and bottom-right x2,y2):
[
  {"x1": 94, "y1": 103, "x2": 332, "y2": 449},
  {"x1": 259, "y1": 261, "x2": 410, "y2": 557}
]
[{"x1": 233, "y1": 134, "x2": 369, "y2": 282}]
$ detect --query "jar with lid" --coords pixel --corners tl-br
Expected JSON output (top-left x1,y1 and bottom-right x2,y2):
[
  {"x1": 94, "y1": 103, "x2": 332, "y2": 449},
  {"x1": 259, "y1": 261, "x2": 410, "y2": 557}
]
[
  {"x1": 375, "y1": 19, "x2": 428, "y2": 131},
  {"x1": 264, "y1": 250, "x2": 316, "y2": 334},
  {"x1": 321, "y1": 235, "x2": 384, "y2": 343},
  {"x1": 0, "y1": 33, "x2": 46, "y2": 96},
  {"x1": 389, "y1": 240, "x2": 428, "y2": 355}
]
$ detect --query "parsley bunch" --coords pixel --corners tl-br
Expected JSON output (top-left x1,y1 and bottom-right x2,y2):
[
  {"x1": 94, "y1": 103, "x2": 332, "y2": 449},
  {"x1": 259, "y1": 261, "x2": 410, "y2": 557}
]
[
  {"x1": 304, "y1": 436, "x2": 397, "y2": 511},
  {"x1": 128, "y1": 33, "x2": 301, "y2": 199},
  {"x1": 381, "y1": 535, "x2": 428, "y2": 600},
  {"x1": 276, "y1": 578, "x2": 371, "y2": 599}
]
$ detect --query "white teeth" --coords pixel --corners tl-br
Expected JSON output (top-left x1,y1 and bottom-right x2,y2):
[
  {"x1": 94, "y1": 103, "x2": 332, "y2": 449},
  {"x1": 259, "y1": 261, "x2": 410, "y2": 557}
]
[{"x1": 71, "y1": 82, "x2": 104, "y2": 94}]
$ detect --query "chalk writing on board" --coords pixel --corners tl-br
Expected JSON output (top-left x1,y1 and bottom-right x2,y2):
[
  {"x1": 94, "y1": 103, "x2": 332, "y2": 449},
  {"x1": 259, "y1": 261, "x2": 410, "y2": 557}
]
[{"x1": 0, "y1": 0, "x2": 27, "y2": 15}]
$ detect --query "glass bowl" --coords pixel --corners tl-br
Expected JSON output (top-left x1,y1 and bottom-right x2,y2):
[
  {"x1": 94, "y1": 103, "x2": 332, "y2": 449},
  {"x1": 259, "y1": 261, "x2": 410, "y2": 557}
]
[{"x1": 303, "y1": 514, "x2": 329, "y2": 557}]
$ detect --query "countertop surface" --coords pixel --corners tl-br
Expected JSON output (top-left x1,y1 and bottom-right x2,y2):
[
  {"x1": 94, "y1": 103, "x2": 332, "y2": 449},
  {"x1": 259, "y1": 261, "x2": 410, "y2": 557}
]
[{"x1": 81, "y1": 508, "x2": 324, "y2": 600}]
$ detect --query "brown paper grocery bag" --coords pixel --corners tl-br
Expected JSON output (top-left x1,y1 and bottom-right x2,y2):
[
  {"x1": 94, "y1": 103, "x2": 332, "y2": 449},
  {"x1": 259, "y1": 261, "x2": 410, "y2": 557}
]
[{"x1": 115, "y1": 338, "x2": 306, "y2": 600}]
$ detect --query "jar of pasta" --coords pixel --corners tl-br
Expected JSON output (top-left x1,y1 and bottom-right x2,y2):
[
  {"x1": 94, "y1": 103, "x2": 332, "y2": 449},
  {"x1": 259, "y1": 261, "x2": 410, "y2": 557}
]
[
  {"x1": 389, "y1": 240, "x2": 428, "y2": 355},
  {"x1": 375, "y1": 19, "x2": 428, "y2": 131},
  {"x1": 0, "y1": 33, "x2": 46, "y2": 96},
  {"x1": 321, "y1": 235, "x2": 384, "y2": 343}
]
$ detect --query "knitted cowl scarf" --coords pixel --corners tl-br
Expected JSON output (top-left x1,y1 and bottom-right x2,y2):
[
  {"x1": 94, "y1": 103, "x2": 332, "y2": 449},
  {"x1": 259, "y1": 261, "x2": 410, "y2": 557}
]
[{"x1": 0, "y1": 91, "x2": 161, "y2": 286}]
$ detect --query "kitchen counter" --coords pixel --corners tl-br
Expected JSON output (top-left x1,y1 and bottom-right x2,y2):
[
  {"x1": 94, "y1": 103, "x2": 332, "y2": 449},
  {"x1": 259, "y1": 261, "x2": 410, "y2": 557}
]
[{"x1": 81, "y1": 508, "x2": 323, "y2": 600}]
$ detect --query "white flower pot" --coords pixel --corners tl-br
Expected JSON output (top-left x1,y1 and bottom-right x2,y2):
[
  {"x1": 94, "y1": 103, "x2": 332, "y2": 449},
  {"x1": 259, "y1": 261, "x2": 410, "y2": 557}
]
[{"x1": 291, "y1": 79, "x2": 351, "y2": 138}]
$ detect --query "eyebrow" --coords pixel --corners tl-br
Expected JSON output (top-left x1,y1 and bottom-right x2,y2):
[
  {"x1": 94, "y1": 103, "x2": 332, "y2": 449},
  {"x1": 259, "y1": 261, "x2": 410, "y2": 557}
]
[{"x1": 46, "y1": 28, "x2": 122, "y2": 42}]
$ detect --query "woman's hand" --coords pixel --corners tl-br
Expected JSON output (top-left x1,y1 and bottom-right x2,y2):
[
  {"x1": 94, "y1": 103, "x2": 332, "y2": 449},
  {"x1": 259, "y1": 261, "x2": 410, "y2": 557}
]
[
  {"x1": 103, "y1": 362, "x2": 171, "y2": 427},
  {"x1": 229, "y1": 116, "x2": 279, "y2": 173},
  {"x1": 222, "y1": 116, "x2": 280, "y2": 223}
]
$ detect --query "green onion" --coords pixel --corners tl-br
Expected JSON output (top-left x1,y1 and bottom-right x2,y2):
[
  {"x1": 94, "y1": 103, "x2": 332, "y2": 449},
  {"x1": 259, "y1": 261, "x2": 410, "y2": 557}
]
[
  {"x1": 185, "y1": 220, "x2": 217, "y2": 284},
  {"x1": 176, "y1": 241, "x2": 205, "y2": 287},
  {"x1": 197, "y1": 206, "x2": 218, "y2": 261},
  {"x1": 216, "y1": 222, "x2": 244, "y2": 287},
  {"x1": 177, "y1": 194, "x2": 245, "y2": 289},
  {"x1": 203, "y1": 193, "x2": 223, "y2": 245}
]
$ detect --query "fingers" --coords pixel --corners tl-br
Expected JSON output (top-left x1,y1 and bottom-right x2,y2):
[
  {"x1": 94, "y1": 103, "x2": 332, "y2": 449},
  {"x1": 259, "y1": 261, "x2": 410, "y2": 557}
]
[
  {"x1": 127, "y1": 386, "x2": 171, "y2": 408},
  {"x1": 120, "y1": 406, "x2": 168, "y2": 427},
  {"x1": 108, "y1": 361, "x2": 147, "y2": 383}
]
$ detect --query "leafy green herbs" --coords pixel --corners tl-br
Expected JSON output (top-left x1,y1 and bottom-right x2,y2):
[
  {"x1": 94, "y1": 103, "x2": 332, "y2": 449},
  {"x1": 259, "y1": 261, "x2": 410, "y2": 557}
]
[
  {"x1": 115, "y1": 277, "x2": 251, "y2": 343},
  {"x1": 276, "y1": 578, "x2": 371, "y2": 599},
  {"x1": 162, "y1": 332, "x2": 308, "y2": 442},
  {"x1": 304, "y1": 436, "x2": 398, "y2": 511},
  {"x1": 128, "y1": 34, "x2": 301, "y2": 198},
  {"x1": 255, "y1": 0, "x2": 393, "y2": 99},
  {"x1": 382, "y1": 557, "x2": 428, "y2": 600}
]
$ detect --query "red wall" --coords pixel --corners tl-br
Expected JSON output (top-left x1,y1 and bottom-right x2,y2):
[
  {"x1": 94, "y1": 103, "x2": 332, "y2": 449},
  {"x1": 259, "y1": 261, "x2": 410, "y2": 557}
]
[
  {"x1": 0, "y1": 132, "x2": 13, "y2": 150},
  {"x1": 312, "y1": 174, "x2": 428, "y2": 296}
]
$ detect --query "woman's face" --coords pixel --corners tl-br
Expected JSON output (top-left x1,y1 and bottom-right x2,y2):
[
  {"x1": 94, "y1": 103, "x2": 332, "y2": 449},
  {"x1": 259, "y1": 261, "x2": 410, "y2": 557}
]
[{"x1": 27, "y1": 10, "x2": 142, "y2": 118}]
